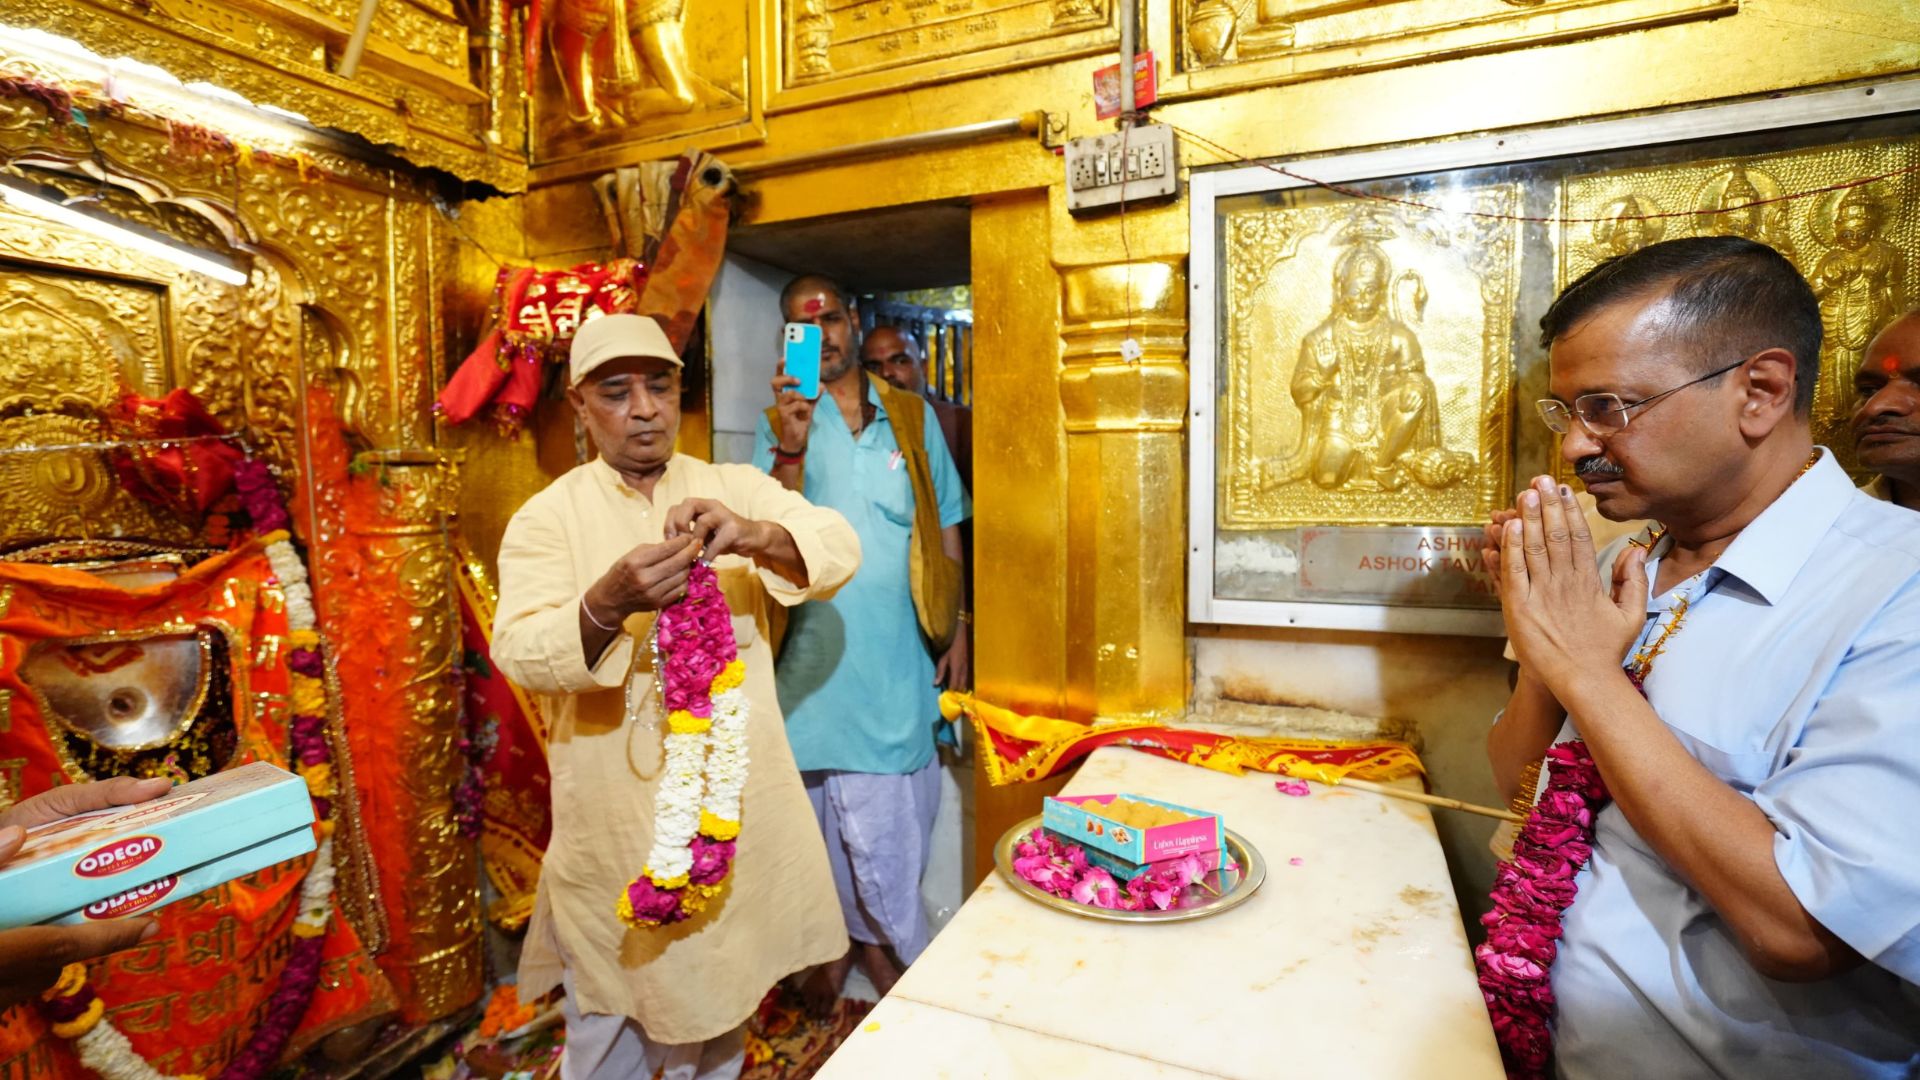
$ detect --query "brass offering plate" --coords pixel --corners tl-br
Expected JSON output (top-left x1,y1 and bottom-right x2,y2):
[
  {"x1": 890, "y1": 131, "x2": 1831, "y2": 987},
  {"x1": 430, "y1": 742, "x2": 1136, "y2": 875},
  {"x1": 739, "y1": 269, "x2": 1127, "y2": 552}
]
[{"x1": 993, "y1": 815, "x2": 1266, "y2": 924}]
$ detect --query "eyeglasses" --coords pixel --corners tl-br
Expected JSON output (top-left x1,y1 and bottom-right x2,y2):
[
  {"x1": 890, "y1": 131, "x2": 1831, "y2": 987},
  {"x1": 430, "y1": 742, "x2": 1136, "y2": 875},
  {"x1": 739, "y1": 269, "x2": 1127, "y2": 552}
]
[{"x1": 1536, "y1": 358, "x2": 1747, "y2": 437}]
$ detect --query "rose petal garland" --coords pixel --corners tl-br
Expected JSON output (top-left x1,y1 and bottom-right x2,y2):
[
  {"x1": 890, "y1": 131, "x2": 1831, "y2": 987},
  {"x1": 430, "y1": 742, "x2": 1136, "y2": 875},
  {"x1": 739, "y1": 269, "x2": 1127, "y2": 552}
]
[
  {"x1": 39, "y1": 465, "x2": 343, "y2": 1080},
  {"x1": 1474, "y1": 740, "x2": 1609, "y2": 1080},
  {"x1": 617, "y1": 561, "x2": 749, "y2": 928}
]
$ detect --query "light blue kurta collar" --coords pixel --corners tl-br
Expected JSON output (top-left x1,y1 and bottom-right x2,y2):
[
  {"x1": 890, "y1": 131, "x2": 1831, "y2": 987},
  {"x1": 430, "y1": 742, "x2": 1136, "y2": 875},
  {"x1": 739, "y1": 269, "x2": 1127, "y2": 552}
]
[
  {"x1": 1707, "y1": 449, "x2": 1854, "y2": 606},
  {"x1": 1638, "y1": 448, "x2": 1853, "y2": 608}
]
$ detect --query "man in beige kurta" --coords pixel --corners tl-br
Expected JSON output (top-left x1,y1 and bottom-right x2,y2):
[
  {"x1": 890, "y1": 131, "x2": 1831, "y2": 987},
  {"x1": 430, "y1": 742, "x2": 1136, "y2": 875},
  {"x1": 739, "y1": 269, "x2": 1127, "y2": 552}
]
[{"x1": 492, "y1": 314, "x2": 858, "y2": 1080}]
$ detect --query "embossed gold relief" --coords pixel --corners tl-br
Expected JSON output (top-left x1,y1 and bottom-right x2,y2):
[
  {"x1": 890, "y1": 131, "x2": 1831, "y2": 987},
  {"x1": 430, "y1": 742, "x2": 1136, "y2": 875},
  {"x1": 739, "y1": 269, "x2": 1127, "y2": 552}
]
[
  {"x1": 1220, "y1": 194, "x2": 1516, "y2": 529},
  {"x1": 1808, "y1": 185, "x2": 1900, "y2": 375},
  {"x1": 1558, "y1": 136, "x2": 1920, "y2": 469},
  {"x1": 0, "y1": 267, "x2": 167, "y2": 413},
  {"x1": 778, "y1": 0, "x2": 1113, "y2": 102},
  {"x1": 7, "y1": 0, "x2": 520, "y2": 191},
  {"x1": 1691, "y1": 165, "x2": 1795, "y2": 255},
  {"x1": 1173, "y1": 0, "x2": 1731, "y2": 89},
  {"x1": 1588, "y1": 193, "x2": 1666, "y2": 259},
  {"x1": 531, "y1": 0, "x2": 753, "y2": 162},
  {"x1": 0, "y1": 415, "x2": 199, "y2": 548}
]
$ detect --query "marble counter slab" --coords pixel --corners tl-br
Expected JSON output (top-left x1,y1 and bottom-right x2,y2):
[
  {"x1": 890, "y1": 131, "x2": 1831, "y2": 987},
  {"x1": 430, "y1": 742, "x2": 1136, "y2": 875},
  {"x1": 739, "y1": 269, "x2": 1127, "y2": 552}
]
[{"x1": 817, "y1": 747, "x2": 1504, "y2": 1079}]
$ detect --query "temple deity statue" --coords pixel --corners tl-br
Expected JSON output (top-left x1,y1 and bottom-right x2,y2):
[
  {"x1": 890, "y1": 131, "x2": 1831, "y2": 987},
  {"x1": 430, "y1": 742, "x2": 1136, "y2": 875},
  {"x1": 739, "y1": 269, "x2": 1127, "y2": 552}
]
[
  {"x1": 1266, "y1": 224, "x2": 1471, "y2": 493},
  {"x1": 547, "y1": 0, "x2": 700, "y2": 128},
  {"x1": 1590, "y1": 193, "x2": 1665, "y2": 260},
  {"x1": 1692, "y1": 165, "x2": 1795, "y2": 256},
  {"x1": 1809, "y1": 185, "x2": 1901, "y2": 360}
]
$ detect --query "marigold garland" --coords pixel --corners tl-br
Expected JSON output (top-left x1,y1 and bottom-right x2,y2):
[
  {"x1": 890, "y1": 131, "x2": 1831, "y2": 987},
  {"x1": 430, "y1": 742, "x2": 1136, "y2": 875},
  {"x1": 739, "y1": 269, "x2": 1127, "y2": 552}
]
[{"x1": 617, "y1": 562, "x2": 749, "y2": 928}]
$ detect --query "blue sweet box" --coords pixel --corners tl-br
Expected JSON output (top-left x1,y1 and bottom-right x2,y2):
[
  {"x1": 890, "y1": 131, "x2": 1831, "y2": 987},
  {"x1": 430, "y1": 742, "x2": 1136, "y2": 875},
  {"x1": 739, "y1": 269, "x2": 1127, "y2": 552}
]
[
  {"x1": 1042, "y1": 793, "x2": 1227, "y2": 878},
  {"x1": 0, "y1": 761, "x2": 316, "y2": 928}
]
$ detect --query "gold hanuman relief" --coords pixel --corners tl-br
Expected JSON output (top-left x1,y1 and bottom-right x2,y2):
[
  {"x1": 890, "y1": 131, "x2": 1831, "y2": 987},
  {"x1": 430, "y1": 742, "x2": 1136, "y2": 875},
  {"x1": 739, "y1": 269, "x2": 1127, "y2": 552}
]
[
  {"x1": 1220, "y1": 198, "x2": 1517, "y2": 529},
  {"x1": 1559, "y1": 138, "x2": 1918, "y2": 465}
]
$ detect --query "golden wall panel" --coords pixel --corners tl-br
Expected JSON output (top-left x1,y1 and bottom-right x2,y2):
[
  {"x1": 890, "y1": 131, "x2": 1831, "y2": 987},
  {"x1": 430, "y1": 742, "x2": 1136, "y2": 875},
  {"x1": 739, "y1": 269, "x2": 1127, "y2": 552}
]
[
  {"x1": 769, "y1": 0, "x2": 1116, "y2": 112},
  {"x1": 1219, "y1": 195, "x2": 1516, "y2": 530},
  {"x1": 1558, "y1": 136, "x2": 1920, "y2": 466},
  {"x1": 8, "y1": 0, "x2": 517, "y2": 191},
  {"x1": 529, "y1": 0, "x2": 760, "y2": 169},
  {"x1": 780, "y1": 0, "x2": 1108, "y2": 91},
  {"x1": 1172, "y1": 0, "x2": 1733, "y2": 92},
  {"x1": 0, "y1": 264, "x2": 169, "y2": 411},
  {"x1": 0, "y1": 414, "x2": 200, "y2": 548}
]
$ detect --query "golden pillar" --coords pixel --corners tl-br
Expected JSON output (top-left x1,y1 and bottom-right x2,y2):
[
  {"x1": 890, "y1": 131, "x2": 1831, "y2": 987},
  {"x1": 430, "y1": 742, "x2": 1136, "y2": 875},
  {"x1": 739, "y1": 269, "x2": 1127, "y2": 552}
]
[
  {"x1": 1058, "y1": 258, "x2": 1189, "y2": 721},
  {"x1": 967, "y1": 205, "x2": 1191, "y2": 882},
  {"x1": 970, "y1": 194, "x2": 1076, "y2": 881},
  {"x1": 344, "y1": 448, "x2": 485, "y2": 1020}
]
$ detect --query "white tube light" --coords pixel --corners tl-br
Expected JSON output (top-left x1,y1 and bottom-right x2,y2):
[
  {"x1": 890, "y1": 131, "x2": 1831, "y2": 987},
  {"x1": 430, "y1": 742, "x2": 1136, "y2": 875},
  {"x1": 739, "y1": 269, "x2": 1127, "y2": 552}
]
[{"x1": 0, "y1": 176, "x2": 249, "y2": 286}]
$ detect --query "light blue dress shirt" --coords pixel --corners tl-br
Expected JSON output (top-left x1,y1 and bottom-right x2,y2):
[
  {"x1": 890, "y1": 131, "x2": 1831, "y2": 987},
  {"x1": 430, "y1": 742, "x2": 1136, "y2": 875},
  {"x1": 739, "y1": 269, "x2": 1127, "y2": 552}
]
[
  {"x1": 754, "y1": 379, "x2": 969, "y2": 775},
  {"x1": 1548, "y1": 450, "x2": 1920, "y2": 1079}
]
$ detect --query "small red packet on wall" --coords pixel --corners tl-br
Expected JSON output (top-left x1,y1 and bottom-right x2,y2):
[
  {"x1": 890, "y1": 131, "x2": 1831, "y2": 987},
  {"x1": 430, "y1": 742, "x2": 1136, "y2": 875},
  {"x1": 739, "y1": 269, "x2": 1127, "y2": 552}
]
[{"x1": 1094, "y1": 52, "x2": 1158, "y2": 120}]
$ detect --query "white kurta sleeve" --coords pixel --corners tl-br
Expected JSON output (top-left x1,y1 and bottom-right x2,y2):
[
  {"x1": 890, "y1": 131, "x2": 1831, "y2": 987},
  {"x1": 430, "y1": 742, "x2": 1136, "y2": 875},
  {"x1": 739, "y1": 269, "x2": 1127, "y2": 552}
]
[{"x1": 491, "y1": 495, "x2": 634, "y2": 695}]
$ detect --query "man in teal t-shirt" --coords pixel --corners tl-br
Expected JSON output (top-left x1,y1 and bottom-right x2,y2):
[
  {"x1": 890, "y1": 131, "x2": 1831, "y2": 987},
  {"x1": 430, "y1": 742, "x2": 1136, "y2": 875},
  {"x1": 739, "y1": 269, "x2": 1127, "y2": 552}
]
[{"x1": 755, "y1": 274, "x2": 969, "y2": 1000}]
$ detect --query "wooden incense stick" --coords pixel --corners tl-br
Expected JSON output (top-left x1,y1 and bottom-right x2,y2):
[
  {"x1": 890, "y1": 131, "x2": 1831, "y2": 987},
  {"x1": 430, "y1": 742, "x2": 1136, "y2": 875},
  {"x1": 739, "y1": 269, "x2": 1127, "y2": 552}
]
[{"x1": 1331, "y1": 777, "x2": 1525, "y2": 823}]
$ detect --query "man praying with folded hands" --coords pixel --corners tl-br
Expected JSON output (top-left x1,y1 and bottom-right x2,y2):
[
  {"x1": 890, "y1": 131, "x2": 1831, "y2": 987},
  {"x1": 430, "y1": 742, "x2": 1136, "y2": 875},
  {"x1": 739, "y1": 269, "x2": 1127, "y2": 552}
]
[
  {"x1": 1483, "y1": 237, "x2": 1920, "y2": 1079},
  {"x1": 492, "y1": 314, "x2": 862, "y2": 1080}
]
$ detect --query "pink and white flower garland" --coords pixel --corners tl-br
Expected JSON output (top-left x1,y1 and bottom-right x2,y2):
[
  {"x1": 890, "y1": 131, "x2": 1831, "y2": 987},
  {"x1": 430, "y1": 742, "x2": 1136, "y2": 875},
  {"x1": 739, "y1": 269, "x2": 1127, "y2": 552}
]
[
  {"x1": 1011, "y1": 829, "x2": 1215, "y2": 913},
  {"x1": 617, "y1": 562, "x2": 749, "y2": 928},
  {"x1": 1474, "y1": 740, "x2": 1609, "y2": 1080}
]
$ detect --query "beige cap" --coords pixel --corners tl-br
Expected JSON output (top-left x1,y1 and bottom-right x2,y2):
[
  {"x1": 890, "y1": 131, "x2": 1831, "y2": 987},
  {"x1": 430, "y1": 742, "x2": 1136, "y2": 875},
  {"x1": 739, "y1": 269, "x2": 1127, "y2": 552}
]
[{"x1": 568, "y1": 313, "x2": 681, "y2": 385}]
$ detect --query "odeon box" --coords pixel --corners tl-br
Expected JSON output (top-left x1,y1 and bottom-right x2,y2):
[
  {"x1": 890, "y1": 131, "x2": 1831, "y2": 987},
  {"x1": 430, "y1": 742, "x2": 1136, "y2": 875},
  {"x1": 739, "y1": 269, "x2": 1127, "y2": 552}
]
[
  {"x1": 0, "y1": 761, "x2": 315, "y2": 928},
  {"x1": 1042, "y1": 793, "x2": 1226, "y2": 876}
]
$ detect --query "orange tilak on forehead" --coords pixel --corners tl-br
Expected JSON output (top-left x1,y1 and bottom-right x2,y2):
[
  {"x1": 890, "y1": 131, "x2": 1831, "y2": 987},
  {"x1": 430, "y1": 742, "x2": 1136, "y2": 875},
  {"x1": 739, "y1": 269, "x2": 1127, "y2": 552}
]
[{"x1": 1885, "y1": 353, "x2": 1902, "y2": 375}]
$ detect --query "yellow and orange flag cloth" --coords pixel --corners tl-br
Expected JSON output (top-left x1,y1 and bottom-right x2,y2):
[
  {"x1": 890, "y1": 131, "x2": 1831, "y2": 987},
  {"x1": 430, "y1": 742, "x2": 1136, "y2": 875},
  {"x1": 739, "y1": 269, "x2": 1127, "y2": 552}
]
[{"x1": 941, "y1": 691, "x2": 1427, "y2": 789}]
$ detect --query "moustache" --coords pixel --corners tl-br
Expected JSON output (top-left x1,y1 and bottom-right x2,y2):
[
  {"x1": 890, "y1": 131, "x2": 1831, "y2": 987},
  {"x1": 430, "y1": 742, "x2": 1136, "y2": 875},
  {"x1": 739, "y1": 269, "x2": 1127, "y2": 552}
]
[{"x1": 1575, "y1": 456, "x2": 1625, "y2": 480}]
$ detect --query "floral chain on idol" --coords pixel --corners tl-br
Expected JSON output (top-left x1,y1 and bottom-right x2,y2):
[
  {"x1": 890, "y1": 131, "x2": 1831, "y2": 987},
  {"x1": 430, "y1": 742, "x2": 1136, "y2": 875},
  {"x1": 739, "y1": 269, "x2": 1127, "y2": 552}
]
[
  {"x1": 37, "y1": 458, "x2": 342, "y2": 1080},
  {"x1": 618, "y1": 560, "x2": 751, "y2": 928},
  {"x1": 1478, "y1": 448, "x2": 1821, "y2": 1078}
]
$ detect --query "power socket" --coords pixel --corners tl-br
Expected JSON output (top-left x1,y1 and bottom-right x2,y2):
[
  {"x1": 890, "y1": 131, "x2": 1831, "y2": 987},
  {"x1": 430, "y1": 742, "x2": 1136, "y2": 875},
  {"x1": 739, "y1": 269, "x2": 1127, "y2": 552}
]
[{"x1": 1064, "y1": 122, "x2": 1178, "y2": 212}]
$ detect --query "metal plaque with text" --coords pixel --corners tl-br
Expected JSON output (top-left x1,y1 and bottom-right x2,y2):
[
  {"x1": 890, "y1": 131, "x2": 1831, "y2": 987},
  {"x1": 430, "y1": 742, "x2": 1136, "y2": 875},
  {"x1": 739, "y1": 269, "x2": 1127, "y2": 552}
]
[{"x1": 1296, "y1": 526, "x2": 1496, "y2": 608}]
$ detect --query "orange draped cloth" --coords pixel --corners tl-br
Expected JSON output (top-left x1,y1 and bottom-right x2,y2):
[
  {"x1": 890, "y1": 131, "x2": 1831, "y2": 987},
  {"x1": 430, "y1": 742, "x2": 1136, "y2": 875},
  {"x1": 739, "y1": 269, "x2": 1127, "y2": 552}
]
[
  {"x1": 0, "y1": 542, "x2": 393, "y2": 1078},
  {"x1": 940, "y1": 691, "x2": 1426, "y2": 788}
]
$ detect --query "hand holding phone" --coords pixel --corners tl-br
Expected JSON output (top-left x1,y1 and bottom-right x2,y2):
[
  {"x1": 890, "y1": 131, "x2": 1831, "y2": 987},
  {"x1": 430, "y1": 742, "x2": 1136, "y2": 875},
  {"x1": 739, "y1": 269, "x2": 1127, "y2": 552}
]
[{"x1": 784, "y1": 323, "x2": 822, "y2": 400}]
